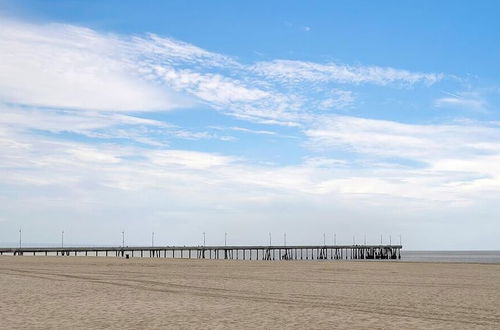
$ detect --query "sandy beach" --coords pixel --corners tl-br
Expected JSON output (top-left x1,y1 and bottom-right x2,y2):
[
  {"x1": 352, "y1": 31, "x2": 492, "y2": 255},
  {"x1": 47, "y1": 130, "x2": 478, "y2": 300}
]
[{"x1": 1, "y1": 257, "x2": 499, "y2": 329}]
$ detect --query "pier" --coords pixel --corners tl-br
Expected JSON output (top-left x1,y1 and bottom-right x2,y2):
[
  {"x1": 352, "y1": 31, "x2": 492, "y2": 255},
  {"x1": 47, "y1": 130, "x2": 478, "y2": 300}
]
[{"x1": 0, "y1": 244, "x2": 402, "y2": 260}]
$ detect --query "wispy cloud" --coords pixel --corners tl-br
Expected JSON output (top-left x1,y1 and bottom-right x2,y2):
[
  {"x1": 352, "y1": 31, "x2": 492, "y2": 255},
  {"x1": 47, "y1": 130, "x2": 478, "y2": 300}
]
[
  {"x1": 0, "y1": 18, "x2": 446, "y2": 127},
  {"x1": 0, "y1": 17, "x2": 486, "y2": 201},
  {"x1": 2, "y1": 107, "x2": 500, "y2": 250},
  {"x1": 3, "y1": 118, "x2": 500, "y2": 207},
  {"x1": 227, "y1": 126, "x2": 277, "y2": 135},
  {"x1": 0, "y1": 104, "x2": 230, "y2": 146},
  {"x1": 434, "y1": 91, "x2": 487, "y2": 112},
  {"x1": 305, "y1": 115, "x2": 500, "y2": 160},
  {"x1": 304, "y1": 115, "x2": 500, "y2": 202},
  {"x1": 251, "y1": 60, "x2": 443, "y2": 86},
  {"x1": 317, "y1": 89, "x2": 354, "y2": 110},
  {"x1": 131, "y1": 33, "x2": 238, "y2": 68},
  {"x1": 5, "y1": 16, "x2": 498, "y2": 247}
]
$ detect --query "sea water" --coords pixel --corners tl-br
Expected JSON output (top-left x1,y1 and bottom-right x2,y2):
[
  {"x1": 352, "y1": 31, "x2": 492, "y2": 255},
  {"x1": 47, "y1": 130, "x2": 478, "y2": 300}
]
[{"x1": 401, "y1": 250, "x2": 500, "y2": 263}]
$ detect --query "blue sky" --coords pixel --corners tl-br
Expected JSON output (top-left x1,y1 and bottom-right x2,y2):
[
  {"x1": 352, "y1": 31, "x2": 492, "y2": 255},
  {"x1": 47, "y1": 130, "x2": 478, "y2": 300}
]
[{"x1": 1, "y1": 1, "x2": 500, "y2": 249}]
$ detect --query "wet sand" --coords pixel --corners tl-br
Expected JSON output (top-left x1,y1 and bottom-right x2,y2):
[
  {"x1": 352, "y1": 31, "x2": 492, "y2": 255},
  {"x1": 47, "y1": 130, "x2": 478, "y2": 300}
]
[{"x1": 1, "y1": 257, "x2": 499, "y2": 329}]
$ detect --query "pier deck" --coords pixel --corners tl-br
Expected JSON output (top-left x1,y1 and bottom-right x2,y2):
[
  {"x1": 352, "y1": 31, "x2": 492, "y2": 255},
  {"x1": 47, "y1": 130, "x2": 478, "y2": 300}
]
[{"x1": 0, "y1": 244, "x2": 402, "y2": 260}]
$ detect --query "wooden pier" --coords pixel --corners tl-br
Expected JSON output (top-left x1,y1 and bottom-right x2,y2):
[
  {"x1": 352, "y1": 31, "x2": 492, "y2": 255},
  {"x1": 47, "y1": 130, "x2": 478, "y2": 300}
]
[{"x1": 0, "y1": 245, "x2": 402, "y2": 260}]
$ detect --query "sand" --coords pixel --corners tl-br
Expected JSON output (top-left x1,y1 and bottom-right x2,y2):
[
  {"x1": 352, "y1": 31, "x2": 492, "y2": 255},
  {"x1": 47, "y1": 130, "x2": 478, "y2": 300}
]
[{"x1": 1, "y1": 257, "x2": 499, "y2": 329}]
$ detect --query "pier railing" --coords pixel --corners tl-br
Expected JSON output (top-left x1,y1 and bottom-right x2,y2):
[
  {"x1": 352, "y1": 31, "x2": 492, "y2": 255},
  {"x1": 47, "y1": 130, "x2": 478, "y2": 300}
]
[{"x1": 0, "y1": 244, "x2": 402, "y2": 260}]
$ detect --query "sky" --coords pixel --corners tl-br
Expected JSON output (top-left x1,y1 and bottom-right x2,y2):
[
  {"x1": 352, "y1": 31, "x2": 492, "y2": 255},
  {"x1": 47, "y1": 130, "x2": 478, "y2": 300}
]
[{"x1": 1, "y1": 1, "x2": 500, "y2": 249}]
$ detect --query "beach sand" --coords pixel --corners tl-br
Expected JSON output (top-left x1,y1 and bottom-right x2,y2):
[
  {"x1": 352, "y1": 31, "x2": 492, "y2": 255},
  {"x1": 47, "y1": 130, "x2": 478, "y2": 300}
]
[{"x1": 1, "y1": 257, "x2": 499, "y2": 329}]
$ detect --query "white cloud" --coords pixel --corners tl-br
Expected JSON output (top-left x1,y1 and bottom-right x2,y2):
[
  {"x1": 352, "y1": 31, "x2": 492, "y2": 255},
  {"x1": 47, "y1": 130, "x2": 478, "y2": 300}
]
[
  {"x1": 252, "y1": 60, "x2": 443, "y2": 86},
  {"x1": 3, "y1": 17, "x2": 496, "y2": 249},
  {"x1": 0, "y1": 103, "x2": 231, "y2": 146},
  {"x1": 0, "y1": 20, "x2": 188, "y2": 112},
  {"x1": 148, "y1": 149, "x2": 234, "y2": 170},
  {"x1": 151, "y1": 67, "x2": 269, "y2": 104},
  {"x1": 0, "y1": 16, "x2": 488, "y2": 204},
  {"x1": 0, "y1": 17, "x2": 447, "y2": 127},
  {"x1": 302, "y1": 115, "x2": 500, "y2": 205},
  {"x1": 131, "y1": 33, "x2": 238, "y2": 68},
  {"x1": 305, "y1": 115, "x2": 500, "y2": 160},
  {"x1": 3, "y1": 115, "x2": 500, "y2": 204},
  {"x1": 434, "y1": 92, "x2": 487, "y2": 111},
  {"x1": 0, "y1": 17, "x2": 485, "y2": 200},
  {"x1": 0, "y1": 18, "x2": 303, "y2": 125},
  {"x1": 228, "y1": 126, "x2": 277, "y2": 135},
  {"x1": 147, "y1": 66, "x2": 308, "y2": 125},
  {"x1": 0, "y1": 104, "x2": 167, "y2": 132},
  {"x1": 317, "y1": 89, "x2": 354, "y2": 110},
  {"x1": 2, "y1": 118, "x2": 500, "y2": 248}
]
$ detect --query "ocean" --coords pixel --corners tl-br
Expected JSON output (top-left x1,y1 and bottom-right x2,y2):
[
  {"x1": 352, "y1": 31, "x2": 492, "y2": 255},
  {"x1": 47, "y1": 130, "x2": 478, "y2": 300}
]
[{"x1": 401, "y1": 250, "x2": 500, "y2": 263}]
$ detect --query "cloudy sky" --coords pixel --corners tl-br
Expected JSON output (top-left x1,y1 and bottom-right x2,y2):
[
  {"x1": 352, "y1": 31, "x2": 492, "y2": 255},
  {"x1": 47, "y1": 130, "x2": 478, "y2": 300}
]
[{"x1": 1, "y1": 1, "x2": 499, "y2": 249}]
